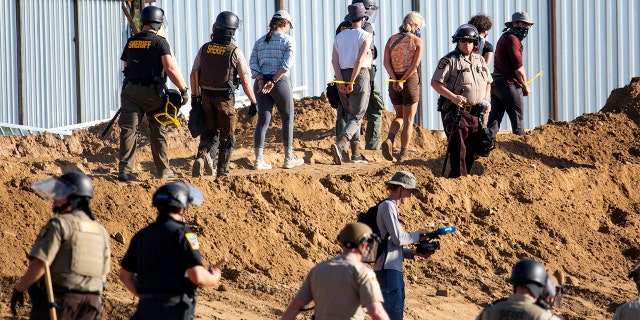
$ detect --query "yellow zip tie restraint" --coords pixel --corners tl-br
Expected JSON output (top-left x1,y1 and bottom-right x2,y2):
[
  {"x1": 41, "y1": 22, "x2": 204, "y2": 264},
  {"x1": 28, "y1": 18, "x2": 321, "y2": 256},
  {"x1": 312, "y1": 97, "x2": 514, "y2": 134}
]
[
  {"x1": 383, "y1": 79, "x2": 407, "y2": 83},
  {"x1": 330, "y1": 80, "x2": 356, "y2": 85},
  {"x1": 527, "y1": 71, "x2": 543, "y2": 84},
  {"x1": 154, "y1": 98, "x2": 182, "y2": 127}
]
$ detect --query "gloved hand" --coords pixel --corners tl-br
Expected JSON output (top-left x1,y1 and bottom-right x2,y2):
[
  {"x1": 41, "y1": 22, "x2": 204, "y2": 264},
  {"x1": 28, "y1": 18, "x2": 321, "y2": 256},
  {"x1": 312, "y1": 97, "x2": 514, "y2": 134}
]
[
  {"x1": 10, "y1": 289, "x2": 24, "y2": 316},
  {"x1": 191, "y1": 94, "x2": 202, "y2": 105},
  {"x1": 180, "y1": 87, "x2": 189, "y2": 105},
  {"x1": 247, "y1": 103, "x2": 258, "y2": 117}
]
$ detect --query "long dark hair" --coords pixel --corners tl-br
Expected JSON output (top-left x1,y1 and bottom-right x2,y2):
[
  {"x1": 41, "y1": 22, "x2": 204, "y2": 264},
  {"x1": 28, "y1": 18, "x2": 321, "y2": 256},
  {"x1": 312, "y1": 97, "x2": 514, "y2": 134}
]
[{"x1": 265, "y1": 18, "x2": 289, "y2": 42}]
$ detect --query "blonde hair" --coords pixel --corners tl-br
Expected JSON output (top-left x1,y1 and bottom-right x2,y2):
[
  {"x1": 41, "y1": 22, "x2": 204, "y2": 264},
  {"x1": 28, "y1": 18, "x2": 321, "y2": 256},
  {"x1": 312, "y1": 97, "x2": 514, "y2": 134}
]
[{"x1": 399, "y1": 11, "x2": 424, "y2": 33}]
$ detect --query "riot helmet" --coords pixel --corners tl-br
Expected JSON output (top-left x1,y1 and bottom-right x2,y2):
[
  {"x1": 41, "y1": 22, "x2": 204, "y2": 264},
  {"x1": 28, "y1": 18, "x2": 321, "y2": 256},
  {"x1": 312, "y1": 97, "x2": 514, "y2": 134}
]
[
  {"x1": 152, "y1": 181, "x2": 204, "y2": 211},
  {"x1": 213, "y1": 11, "x2": 240, "y2": 31},
  {"x1": 509, "y1": 258, "x2": 548, "y2": 299},
  {"x1": 452, "y1": 24, "x2": 479, "y2": 46},
  {"x1": 140, "y1": 6, "x2": 165, "y2": 31},
  {"x1": 337, "y1": 222, "x2": 380, "y2": 263},
  {"x1": 32, "y1": 171, "x2": 95, "y2": 217},
  {"x1": 59, "y1": 172, "x2": 94, "y2": 198}
]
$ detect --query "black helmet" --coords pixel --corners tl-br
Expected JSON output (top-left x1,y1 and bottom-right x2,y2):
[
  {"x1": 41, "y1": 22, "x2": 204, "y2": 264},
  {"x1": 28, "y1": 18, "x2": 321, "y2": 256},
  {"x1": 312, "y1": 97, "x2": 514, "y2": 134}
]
[
  {"x1": 214, "y1": 11, "x2": 239, "y2": 31},
  {"x1": 140, "y1": 6, "x2": 164, "y2": 30},
  {"x1": 58, "y1": 171, "x2": 94, "y2": 198},
  {"x1": 153, "y1": 182, "x2": 191, "y2": 209},
  {"x1": 152, "y1": 182, "x2": 204, "y2": 210},
  {"x1": 509, "y1": 259, "x2": 548, "y2": 299},
  {"x1": 352, "y1": 0, "x2": 378, "y2": 10},
  {"x1": 452, "y1": 24, "x2": 479, "y2": 45}
]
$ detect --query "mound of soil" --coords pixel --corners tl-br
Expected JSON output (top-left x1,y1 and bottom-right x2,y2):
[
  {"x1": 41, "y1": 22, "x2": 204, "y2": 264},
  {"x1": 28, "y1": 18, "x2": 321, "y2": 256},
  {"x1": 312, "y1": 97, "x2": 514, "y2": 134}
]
[{"x1": 1, "y1": 79, "x2": 640, "y2": 319}]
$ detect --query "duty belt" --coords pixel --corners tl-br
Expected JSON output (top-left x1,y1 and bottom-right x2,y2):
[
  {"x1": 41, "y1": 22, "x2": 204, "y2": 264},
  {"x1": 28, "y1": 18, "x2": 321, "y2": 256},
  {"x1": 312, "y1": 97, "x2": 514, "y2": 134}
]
[
  {"x1": 129, "y1": 81, "x2": 155, "y2": 87},
  {"x1": 458, "y1": 104, "x2": 484, "y2": 117},
  {"x1": 139, "y1": 293, "x2": 185, "y2": 304}
]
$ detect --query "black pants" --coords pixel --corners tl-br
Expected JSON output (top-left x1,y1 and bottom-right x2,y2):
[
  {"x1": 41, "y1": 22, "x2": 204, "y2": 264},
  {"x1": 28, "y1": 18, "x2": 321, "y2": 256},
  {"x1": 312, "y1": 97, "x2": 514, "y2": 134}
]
[
  {"x1": 488, "y1": 78, "x2": 525, "y2": 138},
  {"x1": 132, "y1": 293, "x2": 196, "y2": 320}
]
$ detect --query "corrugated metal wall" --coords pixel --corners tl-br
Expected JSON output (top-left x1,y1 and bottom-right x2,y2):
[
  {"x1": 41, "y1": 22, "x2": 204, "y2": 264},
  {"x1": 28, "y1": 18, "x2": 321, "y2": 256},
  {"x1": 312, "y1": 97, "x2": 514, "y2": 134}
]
[
  {"x1": 0, "y1": 1, "x2": 19, "y2": 124},
  {"x1": 556, "y1": 0, "x2": 640, "y2": 121},
  {"x1": 2, "y1": 0, "x2": 639, "y2": 131},
  {"x1": 21, "y1": 0, "x2": 77, "y2": 128},
  {"x1": 77, "y1": 1, "x2": 126, "y2": 122}
]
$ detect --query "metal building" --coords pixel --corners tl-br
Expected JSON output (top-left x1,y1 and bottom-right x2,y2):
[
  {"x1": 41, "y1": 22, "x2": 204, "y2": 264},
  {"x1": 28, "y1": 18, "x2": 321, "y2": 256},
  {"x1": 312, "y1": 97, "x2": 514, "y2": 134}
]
[{"x1": 1, "y1": 0, "x2": 638, "y2": 135}]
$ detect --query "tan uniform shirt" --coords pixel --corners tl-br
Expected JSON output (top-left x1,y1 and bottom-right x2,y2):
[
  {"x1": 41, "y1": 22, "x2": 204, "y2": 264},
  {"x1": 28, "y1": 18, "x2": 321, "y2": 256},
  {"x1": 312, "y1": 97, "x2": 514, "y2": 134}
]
[
  {"x1": 614, "y1": 297, "x2": 640, "y2": 320},
  {"x1": 476, "y1": 294, "x2": 561, "y2": 320},
  {"x1": 294, "y1": 253, "x2": 384, "y2": 320},
  {"x1": 29, "y1": 210, "x2": 111, "y2": 293},
  {"x1": 431, "y1": 49, "x2": 493, "y2": 106}
]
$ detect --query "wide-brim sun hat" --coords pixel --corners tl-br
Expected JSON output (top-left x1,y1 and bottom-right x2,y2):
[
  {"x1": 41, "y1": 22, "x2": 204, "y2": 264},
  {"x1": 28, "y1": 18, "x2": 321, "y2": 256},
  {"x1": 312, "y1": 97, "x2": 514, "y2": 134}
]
[
  {"x1": 273, "y1": 10, "x2": 294, "y2": 29},
  {"x1": 344, "y1": 3, "x2": 367, "y2": 22},
  {"x1": 385, "y1": 171, "x2": 420, "y2": 194},
  {"x1": 505, "y1": 11, "x2": 535, "y2": 27}
]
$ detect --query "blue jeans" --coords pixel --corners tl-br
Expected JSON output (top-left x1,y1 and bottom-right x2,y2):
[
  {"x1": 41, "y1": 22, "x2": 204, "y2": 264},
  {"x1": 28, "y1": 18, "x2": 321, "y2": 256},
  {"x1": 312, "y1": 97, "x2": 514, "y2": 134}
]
[{"x1": 375, "y1": 269, "x2": 405, "y2": 320}]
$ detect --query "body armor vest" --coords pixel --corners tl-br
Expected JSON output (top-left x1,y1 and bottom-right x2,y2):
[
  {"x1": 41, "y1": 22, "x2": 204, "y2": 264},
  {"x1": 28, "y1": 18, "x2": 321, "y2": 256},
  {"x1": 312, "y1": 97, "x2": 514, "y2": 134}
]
[
  {"x1": 51, "y1": 211, "x2": 108, "y2": 292},
  {"x1": 198, "y1": 42, "x2": 238, "y2": 90},
  {"x1": 123, "y1": 31, "x2": 166, "y2": 83}
]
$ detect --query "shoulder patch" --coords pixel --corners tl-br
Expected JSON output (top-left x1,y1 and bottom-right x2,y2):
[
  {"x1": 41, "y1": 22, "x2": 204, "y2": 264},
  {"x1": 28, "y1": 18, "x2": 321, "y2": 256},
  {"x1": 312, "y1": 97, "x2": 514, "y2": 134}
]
[
  {"x1": 438, "y1": 58, "x2": 450, "y2": 69},
  {"x1": 185, "y1": 233, "x2": 200, "y2": 250}
]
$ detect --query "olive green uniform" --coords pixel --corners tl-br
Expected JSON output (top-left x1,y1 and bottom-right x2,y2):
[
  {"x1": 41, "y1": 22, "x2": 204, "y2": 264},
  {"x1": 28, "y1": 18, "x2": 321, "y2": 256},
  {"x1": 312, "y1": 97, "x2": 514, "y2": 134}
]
[{"x1": 476, "y1": 295, "x2": 561, "y2": 320}]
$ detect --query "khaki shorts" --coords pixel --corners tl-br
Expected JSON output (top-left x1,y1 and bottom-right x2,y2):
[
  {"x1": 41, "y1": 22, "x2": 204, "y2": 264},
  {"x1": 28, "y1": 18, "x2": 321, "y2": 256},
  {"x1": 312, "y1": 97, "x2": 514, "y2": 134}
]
[{"x1": 389, "y1": 72, "x2": 420, "y2": 106}]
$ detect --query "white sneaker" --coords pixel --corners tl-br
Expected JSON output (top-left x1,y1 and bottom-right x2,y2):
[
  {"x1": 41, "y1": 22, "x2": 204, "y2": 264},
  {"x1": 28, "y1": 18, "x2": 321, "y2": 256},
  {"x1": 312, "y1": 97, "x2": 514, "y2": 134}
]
[
  {"x1": 283, "y1": 156, "x2": 304, "y2": 169},
  {"x1": 253, "y1": 160, "x2": 272, "y2": 170}
]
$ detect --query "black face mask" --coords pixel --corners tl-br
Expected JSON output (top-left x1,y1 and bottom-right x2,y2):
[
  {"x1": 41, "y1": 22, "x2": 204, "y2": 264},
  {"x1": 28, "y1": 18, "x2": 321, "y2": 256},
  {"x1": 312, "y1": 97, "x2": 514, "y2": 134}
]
[
  {"x1": 413, "y1": 28, "x2": 421, "y2": 38},
  {"x1": 511, "y1": 26, "x2": 529, "y2": 41}
]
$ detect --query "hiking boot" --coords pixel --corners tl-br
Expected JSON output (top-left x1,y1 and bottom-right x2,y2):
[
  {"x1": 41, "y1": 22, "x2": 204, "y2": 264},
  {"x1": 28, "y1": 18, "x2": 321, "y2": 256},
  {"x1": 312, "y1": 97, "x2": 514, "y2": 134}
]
[
  {"x1": 283, "y1": 156, "x2": 304, "y2": 169},
  {"x1": 117, "y1": 173, "x2": 136, "y2": 182},
  {"x1": 253, "y1": 160, "x2": 272, "y2": 170},
  {"x1": 381, "y1": 139, "x2": 394, "y2": 161},
  {"x1": 198, "y1": 150, "x2": 215, "y2": 176},
  {"x1": 351, "y1": 154, "x2": 369, "y2": 163},
  {"x1": 330, "y1": 143, "x2": 343, "y2": 165},
  {"x1": 396, "y1": 150, "x2": 408, "y2": 163}
]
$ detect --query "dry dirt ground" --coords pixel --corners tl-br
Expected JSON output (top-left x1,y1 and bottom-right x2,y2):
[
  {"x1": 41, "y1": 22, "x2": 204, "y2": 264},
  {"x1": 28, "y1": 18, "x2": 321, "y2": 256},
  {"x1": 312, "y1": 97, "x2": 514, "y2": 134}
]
[{"x1": 1, "y1": 77, "x2": 640, "y2": 320}]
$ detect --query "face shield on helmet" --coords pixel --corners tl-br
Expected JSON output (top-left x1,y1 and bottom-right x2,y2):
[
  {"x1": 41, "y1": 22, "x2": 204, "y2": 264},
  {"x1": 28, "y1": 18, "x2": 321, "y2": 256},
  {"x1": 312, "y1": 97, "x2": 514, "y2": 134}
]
[
  {"x1": 32, "y1": 177, "x2": 77, "y2": 201},
  {"x1": 184, "y1": 183, "x2": 204, "y2": 206},
  {"x1": 361, "y1": 233, "x2": 381, "y2": 263}
]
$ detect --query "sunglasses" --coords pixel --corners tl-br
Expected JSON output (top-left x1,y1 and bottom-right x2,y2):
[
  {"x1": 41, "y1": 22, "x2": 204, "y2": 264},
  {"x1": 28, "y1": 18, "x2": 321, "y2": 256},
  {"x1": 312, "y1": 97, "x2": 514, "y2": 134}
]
[{"x1": 459, "y1": 39, "x2": 475, "y2": 43}]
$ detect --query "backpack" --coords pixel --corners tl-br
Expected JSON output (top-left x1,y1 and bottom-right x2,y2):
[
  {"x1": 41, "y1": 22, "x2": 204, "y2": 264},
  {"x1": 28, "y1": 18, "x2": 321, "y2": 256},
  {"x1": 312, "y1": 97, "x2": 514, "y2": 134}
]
[{"x1": 356, "y1": 200, "x2": 389, "y2": 262}]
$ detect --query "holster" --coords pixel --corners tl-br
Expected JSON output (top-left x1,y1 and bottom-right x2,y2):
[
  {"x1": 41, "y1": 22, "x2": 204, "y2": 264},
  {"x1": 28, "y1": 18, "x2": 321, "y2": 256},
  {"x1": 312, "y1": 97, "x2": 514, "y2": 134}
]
[
  {"x1": 437, "y1": 96, "x2": 452, "y2": 113},
  {"x1": 226, "y1": 79, "x2": 237, "y2": 99}
]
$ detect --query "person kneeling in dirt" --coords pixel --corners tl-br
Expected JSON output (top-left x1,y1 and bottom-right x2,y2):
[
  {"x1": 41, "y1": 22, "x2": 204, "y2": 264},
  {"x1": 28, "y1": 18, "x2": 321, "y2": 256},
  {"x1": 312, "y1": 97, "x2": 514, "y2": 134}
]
[
  {"x1": 118, "y1": 182, "x2": 221, "y2": 319},
  {"x1": 613, "y1": 259, "x2": 640, "y2": 319},
  {"x1": 477, "y1": 258, "x2": 561, "y2": 320},
  {"x1": 280, "y1": 223, "x2": 389, "y2": 320},
  {"x1": 11, "y1": 172, "x2": 111, "y2": 319},
  {"x1": 189, "y1": 11, "x2": 258, "y2": 179}
]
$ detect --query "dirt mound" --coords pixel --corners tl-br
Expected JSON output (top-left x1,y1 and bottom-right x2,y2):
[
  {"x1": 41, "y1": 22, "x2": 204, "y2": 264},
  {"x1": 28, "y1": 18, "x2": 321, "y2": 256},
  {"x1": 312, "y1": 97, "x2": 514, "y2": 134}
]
[{"x1": 2, "y1": 80, "x2": 640, "y2": 319}]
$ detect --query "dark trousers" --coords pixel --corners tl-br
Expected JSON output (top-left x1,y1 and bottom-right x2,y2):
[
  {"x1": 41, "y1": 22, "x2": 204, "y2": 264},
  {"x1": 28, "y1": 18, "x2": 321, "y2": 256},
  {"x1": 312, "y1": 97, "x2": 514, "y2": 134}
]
[
  {"x1": 132, "y1": 294, "x2": 196, "y2": 320},
  {"x1": 488, "y1": 79, "x2": 525, "y2": 138},
  {"x1": 199, "y1": 91, "x2": 235, "y2": 152},
  {"x1": 119, "y1": 84, "x2": 170, "y2": 176},
  {"x1": 30, "y1": 292, "x2": 101, "y2": 320},
  {"x1": 442, "y1": 111, "x2": 480, "y2": 178}
]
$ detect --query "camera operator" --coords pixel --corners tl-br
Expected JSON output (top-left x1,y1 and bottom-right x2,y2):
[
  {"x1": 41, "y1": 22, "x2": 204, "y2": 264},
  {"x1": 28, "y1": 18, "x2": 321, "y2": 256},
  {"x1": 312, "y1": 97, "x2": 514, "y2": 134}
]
[{"x1": 374, "y1": 171, "x2": 432, "y2": 320}]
